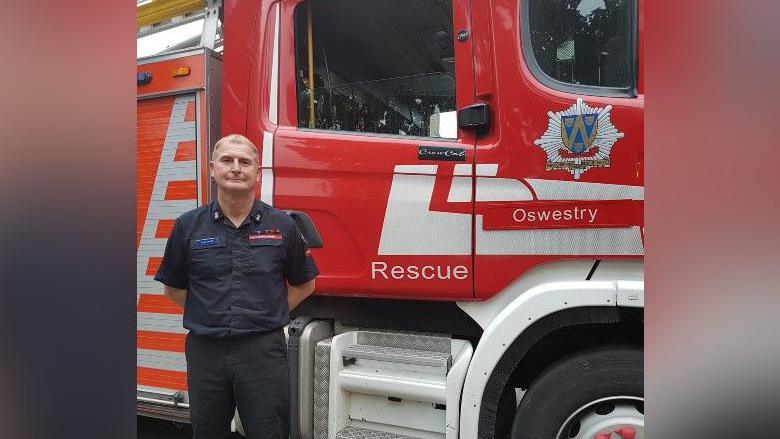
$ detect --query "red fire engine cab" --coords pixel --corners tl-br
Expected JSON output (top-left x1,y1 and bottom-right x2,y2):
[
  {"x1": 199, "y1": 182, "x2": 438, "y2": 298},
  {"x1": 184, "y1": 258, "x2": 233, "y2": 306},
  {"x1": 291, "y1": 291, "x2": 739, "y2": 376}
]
[{"x1": 137, "y1": 0, "x2": 644, "y2": 437}]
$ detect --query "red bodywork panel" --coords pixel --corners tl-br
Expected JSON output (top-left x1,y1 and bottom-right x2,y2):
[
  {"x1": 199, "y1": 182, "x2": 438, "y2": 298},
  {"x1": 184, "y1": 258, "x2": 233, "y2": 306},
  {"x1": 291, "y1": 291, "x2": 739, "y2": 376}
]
[
  {"x1": 221, "y1": 0, "x2": 263, "y2": 136},
  {"x1": 222, "y1": 0, "x2": 644, "y2": 301},
  {"x1": 470, "y1": 0, "x2": 644, "y2": 297}
]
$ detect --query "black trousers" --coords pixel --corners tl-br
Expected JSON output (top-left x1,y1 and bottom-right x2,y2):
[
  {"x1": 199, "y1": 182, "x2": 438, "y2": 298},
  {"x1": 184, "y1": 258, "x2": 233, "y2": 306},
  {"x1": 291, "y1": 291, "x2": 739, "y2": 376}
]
[{"x1": 185, "y1": 329, "x2": 290, "y2": 439}]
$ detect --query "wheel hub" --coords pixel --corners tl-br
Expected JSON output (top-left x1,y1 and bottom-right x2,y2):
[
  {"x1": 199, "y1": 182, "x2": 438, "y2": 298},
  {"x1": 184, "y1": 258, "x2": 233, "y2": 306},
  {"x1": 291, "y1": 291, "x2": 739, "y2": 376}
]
[{"x1": 557, "y1": 396, "x2": 644, "y2": 439}]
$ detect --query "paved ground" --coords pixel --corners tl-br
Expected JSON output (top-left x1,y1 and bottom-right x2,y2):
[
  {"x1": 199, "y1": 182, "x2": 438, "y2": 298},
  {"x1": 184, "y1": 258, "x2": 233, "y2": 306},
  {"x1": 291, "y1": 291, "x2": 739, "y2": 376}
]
[{"x1": 138, "y1": 416, "x2": 242, "y2": 438}]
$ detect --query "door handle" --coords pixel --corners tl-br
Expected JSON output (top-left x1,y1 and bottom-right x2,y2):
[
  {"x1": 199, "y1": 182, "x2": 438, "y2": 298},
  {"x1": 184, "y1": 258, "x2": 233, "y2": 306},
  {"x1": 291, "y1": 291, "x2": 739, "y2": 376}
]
[{"x1": 458, "y1": 102, "x2": 491, "y2": 135}]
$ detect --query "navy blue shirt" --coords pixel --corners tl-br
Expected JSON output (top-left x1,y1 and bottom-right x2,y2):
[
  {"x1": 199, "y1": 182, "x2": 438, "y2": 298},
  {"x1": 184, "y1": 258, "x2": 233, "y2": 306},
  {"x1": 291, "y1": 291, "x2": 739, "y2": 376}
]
[{"x1": 154, "y1": 200, "x2": 319, "y2": 337}]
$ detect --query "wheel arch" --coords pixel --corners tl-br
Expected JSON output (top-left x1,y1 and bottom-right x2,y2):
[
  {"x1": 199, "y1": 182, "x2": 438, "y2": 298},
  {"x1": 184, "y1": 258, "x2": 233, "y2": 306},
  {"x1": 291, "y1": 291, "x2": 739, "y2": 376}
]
[
  {"x1": 458, "y1": 279, "x2": 644, "y2": 439},
  {"x1": 482, "y1": 307, "x2": 643, "y2": 439}
]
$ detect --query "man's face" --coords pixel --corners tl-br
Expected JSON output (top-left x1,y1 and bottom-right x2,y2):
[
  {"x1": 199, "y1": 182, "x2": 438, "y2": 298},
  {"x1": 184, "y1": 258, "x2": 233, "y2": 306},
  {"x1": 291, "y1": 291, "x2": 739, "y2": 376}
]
[{"x1": 210, "y1": 141, "x2": 259, "y2": 194}]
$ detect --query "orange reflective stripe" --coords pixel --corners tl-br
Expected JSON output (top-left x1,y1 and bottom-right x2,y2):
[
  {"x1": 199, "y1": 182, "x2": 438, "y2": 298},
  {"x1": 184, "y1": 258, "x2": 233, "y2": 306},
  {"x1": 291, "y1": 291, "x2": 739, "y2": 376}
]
[
  {"x1": 136, "y1": 96, "x2": 175, "y2": 249},
  {"x1": 155, "y1": 219, "x2": 176, "y2": 238},
  {"x1": 137, "y1": 330, "x2": 186, "y2": 352},
  {"x1": 174, "y1": 140, "x2": 197, "y2": 161},
  {"x1": 137, "y1": 367, "x2": 188, "y2": 391},
  {"x1": 137, "y1": 294, "x2": 183, "y2": 314},
  {"x1": 146, "y1": 257, "x2": 163, "y2": 276},
  {"x1": 164, "y1": 180, "x2": 197, "y2": 200}
]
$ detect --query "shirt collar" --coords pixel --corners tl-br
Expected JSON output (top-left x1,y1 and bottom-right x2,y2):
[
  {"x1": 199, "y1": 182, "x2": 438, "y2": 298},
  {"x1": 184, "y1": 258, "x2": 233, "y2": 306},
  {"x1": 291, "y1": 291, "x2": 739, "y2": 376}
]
[
  {"x1": 249, "y1": 200, "x2": 269, "y2": 224},
  {"x1": 210, "y1": 200, "x2": 269, "y2": 224}
]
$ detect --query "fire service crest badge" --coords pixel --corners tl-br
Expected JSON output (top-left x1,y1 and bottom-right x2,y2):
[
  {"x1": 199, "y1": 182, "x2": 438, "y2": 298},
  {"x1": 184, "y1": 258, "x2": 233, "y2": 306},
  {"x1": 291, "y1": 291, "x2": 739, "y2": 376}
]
[{"x1": 533, "y1": 98, "x2": 624, "y2": 179}]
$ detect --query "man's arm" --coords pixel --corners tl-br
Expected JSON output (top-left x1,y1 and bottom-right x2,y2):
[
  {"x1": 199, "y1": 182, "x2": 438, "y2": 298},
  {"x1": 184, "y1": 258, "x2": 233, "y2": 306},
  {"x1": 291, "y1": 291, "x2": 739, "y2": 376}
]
[
  {"x1": 288, "y1": 279, "x2": 315, "y2": 311},
  {"x1": 163, "y1": 285, "x2": 187, "y2": 309},
  {"x1": 155, "y1": 218, "x2": 188, "y2": 307}
]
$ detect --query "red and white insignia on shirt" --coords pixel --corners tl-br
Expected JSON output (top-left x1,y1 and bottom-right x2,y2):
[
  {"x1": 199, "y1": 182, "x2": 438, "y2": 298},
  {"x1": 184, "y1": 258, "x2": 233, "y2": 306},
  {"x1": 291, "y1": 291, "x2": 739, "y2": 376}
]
[{"x1": 249, "y1": 232, "x2": 283, "y2": 240}]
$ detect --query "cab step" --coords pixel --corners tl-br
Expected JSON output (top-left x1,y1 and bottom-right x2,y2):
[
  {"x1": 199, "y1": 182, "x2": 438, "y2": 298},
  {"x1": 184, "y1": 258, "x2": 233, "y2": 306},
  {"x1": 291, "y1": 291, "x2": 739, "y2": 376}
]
[
  {"x1": 313, "y1": 329, "x2": 473, "y2": 439},
  {"x1": 342, "y1": 344, "x2": 452, "y2": 369},
  {"x1": 336, "y1": 425, "x2": 421, "y2": 439}
]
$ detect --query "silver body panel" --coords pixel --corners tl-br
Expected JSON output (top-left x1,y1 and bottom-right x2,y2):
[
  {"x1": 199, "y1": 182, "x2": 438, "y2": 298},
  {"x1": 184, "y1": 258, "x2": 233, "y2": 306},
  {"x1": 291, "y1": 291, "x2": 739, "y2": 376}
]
[{"x1": 298, "y1": 321, "x2": 335, "y2": 439}]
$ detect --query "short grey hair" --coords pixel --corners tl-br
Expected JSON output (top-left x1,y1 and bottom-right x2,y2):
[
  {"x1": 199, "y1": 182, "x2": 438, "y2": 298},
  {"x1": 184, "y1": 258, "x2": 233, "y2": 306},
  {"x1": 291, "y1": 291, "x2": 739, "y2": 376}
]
[{"x1": 211, "y1": 134, "x2": 259, "y2": 162}]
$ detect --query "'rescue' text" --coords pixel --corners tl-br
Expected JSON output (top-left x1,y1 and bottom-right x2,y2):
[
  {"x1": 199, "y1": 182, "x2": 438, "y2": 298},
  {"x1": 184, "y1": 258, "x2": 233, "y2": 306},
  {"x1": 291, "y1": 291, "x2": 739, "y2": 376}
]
[{"x1": 371, "y1": 261, "x2": 469, "y2": 280}]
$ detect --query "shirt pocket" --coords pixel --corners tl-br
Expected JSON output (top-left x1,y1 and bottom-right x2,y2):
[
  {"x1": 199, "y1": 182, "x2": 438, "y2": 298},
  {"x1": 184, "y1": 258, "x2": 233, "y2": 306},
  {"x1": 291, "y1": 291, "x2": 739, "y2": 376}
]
[
  {"x1": 246, "y1": 238, "x2": 284, "y2": 274},
  {"x1": 188, "y1": 235, "x2": 229, "y2": 278}
]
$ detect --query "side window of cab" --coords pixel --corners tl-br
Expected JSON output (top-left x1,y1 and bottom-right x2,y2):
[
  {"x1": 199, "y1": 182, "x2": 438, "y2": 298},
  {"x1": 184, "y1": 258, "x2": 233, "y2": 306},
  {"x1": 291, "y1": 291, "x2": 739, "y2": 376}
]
[
  {"x1": 522, "y1": 0, "x2": 636, "y2": 97},
  {"x1": 293, "y1": 0, "x2": 458, "y2": 138}
]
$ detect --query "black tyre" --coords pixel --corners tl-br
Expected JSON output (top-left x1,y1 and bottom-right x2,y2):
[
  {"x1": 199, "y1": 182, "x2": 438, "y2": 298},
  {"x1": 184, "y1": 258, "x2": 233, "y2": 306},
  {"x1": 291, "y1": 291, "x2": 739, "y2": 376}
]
[{"x1": 510, "y1": 347, "x2": 643, "y2": 439}]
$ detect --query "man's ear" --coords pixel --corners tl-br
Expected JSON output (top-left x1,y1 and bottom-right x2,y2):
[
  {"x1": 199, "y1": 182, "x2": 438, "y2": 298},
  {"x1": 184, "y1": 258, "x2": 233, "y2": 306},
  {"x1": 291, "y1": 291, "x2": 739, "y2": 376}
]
[{"x1": 209, "y1": 161, "x2": 215, "y2": 179}]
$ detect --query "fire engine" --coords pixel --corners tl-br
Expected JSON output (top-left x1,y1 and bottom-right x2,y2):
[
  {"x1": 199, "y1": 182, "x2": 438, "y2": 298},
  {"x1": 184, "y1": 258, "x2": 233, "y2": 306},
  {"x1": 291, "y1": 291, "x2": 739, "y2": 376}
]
[{"x1": 136, "y1": 0, "x2": 644, "y2": 438}]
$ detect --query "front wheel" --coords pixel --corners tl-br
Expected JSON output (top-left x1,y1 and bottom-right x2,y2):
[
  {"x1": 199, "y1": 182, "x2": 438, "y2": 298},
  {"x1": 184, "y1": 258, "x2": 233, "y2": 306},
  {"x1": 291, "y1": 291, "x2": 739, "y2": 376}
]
[{"x1": 510, "y1": 347, "x2": 644, "y2": 439}]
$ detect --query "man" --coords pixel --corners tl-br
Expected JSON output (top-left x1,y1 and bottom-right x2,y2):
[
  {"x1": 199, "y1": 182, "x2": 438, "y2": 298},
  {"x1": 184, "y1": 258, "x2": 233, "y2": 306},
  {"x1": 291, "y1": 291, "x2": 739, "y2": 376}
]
[{"x1": 154, "y1": 134, "x2": 318, "y2": 439}]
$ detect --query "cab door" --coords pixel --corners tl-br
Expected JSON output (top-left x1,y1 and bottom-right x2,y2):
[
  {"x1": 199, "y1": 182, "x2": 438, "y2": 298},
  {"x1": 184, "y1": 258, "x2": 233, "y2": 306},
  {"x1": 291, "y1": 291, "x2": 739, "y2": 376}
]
[
  {"x1": 273, "y1": 0, "x2": 477, "y2": 299},
  {"x1": 472, "y1": 0, "x2": 644, "y2": 298}
]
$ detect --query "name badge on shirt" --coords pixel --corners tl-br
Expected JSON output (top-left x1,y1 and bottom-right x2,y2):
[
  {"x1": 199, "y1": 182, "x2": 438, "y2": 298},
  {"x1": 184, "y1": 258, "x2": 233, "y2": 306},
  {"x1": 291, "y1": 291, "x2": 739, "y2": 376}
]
[{"x1": 191, "y1": 236, "x2": 224, "y2": 249}]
